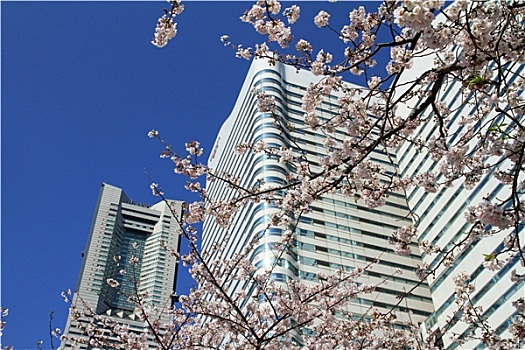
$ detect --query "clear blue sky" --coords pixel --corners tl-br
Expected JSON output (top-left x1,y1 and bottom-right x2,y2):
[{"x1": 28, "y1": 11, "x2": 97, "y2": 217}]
[{"x1": 1, "y1": 1, "x2": 381, "y2": 348}]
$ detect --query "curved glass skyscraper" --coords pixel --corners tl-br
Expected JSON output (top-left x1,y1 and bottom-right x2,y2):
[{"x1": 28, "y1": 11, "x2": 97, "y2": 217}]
[{"x1": 202, "y1": 60, "x2": 435, "y2": 334}]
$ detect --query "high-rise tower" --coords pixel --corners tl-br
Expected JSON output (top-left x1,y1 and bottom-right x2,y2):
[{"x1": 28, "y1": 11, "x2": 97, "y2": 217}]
[
  {"x1": 396, "y1": 60, "x2": 525, "y2": 349},
  {"x1": 61, "y1": 183, "x2": 182, "y2": 349},
  {"x1": 202, "y1": 60, "x2": 435, "y2": 332}
]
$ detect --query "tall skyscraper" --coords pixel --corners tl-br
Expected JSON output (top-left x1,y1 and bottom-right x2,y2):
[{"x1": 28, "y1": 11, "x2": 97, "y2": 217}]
[
  {"x1": 202, "y1": 59, "x2": 435, "y2": 333},
  {"x1": 61, "y1": 183, "x2": 183, "y2": 349},
  {"x1": 396, "y1": 61, "x2": 525, "y2": 348},
  {"x1": 203, "y1": 56, "x2": 523, "y2": 347}
]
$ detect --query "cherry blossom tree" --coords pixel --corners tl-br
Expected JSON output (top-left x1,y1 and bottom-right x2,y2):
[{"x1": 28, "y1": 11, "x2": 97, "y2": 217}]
[{"x1": 58, "y1": 1, "x2": 525, "y2": 349}]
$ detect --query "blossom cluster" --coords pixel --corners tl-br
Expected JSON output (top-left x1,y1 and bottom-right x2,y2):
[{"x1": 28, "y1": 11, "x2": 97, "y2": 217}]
[
  {"x1": 313, "y1": 11, "x2": 330, "y2": 28},
  {"x1": 0, "y1": 307, "x2": 8, "y2": 337},
  {"x1": 253, "y1": 88, "x2": 276, "y2": 113},
  {"x1": 393, "y1": 1, "x2": 444, "y2": 33},
  {"x1": 151, "y1": 0, "x2": 184, "y2": 48},
  {"x1": 465, "y1": 200, "x2": 513, "y2": 230},
  {"x1": 240, "y1": 0, "x2": 294, "y2": 48},
  {"x1": 390, "y1": 225, "x2": 417, "y2": 256}
]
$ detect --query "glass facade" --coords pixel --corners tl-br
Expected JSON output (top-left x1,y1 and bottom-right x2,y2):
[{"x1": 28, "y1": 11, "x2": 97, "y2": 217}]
[{"x1": 202, "y1": 60, "x2": 435, "y2": 334}]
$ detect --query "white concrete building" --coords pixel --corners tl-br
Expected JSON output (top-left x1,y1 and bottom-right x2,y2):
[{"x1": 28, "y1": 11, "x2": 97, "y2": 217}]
[
  {"x1": 61, "y1": 183, "x2": 183, "y2": 349},
  {"x1": 397, "y1": 62, "x2": 525, "y2": 349},
  {"x1": 202, "y1": 59, "x2": 435, "y2": 335}
]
